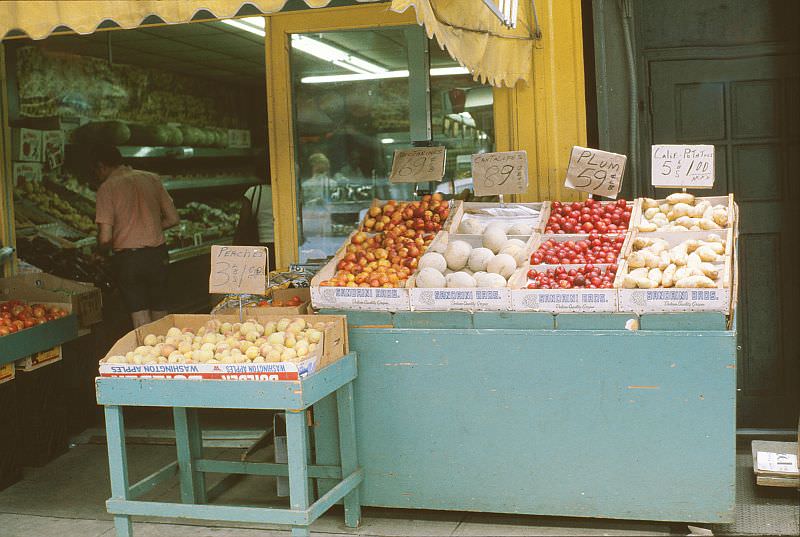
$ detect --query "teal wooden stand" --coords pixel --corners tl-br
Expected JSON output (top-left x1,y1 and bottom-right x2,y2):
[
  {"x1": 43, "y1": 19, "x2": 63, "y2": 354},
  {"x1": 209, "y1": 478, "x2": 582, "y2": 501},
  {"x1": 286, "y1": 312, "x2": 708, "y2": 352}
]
[
  {"x1": 316, "y1": 311, "x2": 737, "y2": 524},
  {"x1": 95, "y1": 353, "x2": 362, "y2": 537}
]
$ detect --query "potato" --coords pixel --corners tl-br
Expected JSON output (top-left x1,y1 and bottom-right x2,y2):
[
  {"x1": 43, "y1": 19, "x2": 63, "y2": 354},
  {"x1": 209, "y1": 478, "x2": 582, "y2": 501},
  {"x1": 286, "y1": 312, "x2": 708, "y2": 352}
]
[
  {"x1": 636, "y1": 277, "x2": 657, "y2": 289},
  {"x1": 661, "y1": 264, "x2": 677, "y2": 288},
  {"x1": 648, "y1": 268, "x2": 663, "y2": 284},
  {"x1": 699, "y1": 218, "x2": 721, "y2": 230},
  {"x1": 699, "y1": 262, "x2": 720, "y2": 279},
  {"x1": 637, "y1": 222, "x2": 658, "y2": 232},
  {"x1": 644, "y1": 207, "x2": 660, "y2": 220},
  {"x1": 675, "y1": 275, "x2": 716, "y2": 288},
  {"x1": 695, "y1": 245, "x2": 720, "y2": 262},
  {"x1": 666, "y1": 192, "x2": 695, "y2": 205},
  {"x1": 642, "y1": 198, "x2": 659, "y2": 210},
  {"x1": 627, "y1": 251, "x2": 647, "y2": 269}
]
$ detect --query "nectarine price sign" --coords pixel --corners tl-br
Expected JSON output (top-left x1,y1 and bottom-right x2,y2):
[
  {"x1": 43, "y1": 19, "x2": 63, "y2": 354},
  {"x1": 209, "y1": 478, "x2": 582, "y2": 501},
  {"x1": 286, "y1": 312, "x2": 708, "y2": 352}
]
[
  {"x1": 564, "y1": 146, "x2": 626, "y2": 199},
  {"x1": 389, "y1": 146, "x2": 446, "y2": 183},
  {"x1": 471, "y1": 150, "x2": 528, "y2": 196},
  {"x1": 209, "y1": 245, "x2": 268, "y2": 295},
  {"x1": 651, "y1": 144, "x2": 715, "y2": 189}
]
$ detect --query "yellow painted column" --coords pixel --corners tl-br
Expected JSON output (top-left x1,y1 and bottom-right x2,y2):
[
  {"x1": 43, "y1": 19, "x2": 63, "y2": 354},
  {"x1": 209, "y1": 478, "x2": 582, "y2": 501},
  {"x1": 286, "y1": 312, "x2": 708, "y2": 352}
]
[{"x1": 494, "y1": 0, "x2": 587, "y2": 203}]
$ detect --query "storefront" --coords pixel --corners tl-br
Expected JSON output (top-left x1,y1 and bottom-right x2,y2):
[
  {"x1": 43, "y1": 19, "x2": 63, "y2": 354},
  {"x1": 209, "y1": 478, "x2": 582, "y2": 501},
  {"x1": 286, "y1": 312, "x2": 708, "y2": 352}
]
[{"x1": 0, "y1": 1, "x2": 750, "y2": 535}]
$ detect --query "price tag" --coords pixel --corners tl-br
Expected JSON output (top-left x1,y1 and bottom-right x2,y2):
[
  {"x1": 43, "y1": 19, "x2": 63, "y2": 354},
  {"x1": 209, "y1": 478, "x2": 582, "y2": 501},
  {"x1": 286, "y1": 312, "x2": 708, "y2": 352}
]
[
  {"x1": 471, "y1": 150, "x2": 528, "y2": 196},
  {"x1": 389, "y1": 146, "x2": 446, "y2": 183},
  {"x1": 209, "y1": 245, "x2": 268, "y2": 295},
  {"x1": 564, "y1": 146, "x2": 626, "y2": 199},
  {"x1": 651, "y1": 144, "x2": 715, "y2": 188}
]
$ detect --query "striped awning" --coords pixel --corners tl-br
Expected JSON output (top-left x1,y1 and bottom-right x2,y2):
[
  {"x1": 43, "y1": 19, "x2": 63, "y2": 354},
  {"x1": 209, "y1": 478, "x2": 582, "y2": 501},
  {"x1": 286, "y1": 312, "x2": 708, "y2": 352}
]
[{"x1": 0, "y1": 1, "x2": 335, "y2": 40}]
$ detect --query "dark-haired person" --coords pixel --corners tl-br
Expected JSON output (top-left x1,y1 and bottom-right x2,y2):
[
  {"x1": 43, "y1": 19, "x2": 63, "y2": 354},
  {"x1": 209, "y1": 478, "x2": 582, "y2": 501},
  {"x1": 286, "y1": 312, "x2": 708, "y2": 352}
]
[{"x1": 92, "y1": 144, "x2": 180, "y2": 328}]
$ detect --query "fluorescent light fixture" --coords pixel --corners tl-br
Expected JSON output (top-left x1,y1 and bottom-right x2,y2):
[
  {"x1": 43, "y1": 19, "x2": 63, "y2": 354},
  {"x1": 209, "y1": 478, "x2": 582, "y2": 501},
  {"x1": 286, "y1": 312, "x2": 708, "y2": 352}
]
[
  {"x1": 301, "y1": 66, "x2": 470, "y2": 84},
  {"x1": 292, "y1": 35, "x2": 386, "y2": 75},
  {"x1": 220, "y1": 17, "x2": 265, "y2": 37},
  {"x1": 381, "y1": 138, "x2": 395, "y2": 144}
]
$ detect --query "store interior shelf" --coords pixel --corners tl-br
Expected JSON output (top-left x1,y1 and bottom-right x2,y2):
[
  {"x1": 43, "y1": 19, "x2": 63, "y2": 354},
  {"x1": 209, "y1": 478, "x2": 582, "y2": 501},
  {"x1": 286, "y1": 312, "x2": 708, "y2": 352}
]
[
  {"x1": 162, "y1": 176, "x2": 258, "y2": 191},
  {"x1": 117, "y1": 146, "x2": 256, "y2": 159},
  {"x1": 168, "y1": 236, "x2": 233, "y2": 263}
]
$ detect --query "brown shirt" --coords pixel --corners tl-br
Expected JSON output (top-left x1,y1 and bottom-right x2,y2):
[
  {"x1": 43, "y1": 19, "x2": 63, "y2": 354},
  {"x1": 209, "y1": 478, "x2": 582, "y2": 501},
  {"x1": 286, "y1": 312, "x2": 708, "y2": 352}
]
[{"x1": 95, "y1": 166, "x2": 176, "y2": 250}]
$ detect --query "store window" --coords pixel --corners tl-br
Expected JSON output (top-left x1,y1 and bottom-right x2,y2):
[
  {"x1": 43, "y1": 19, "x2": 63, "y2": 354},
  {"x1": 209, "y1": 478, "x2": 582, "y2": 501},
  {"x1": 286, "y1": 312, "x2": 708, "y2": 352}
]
[{"x1": 291, "y1": 29, "x2": 495, "y2": 263}]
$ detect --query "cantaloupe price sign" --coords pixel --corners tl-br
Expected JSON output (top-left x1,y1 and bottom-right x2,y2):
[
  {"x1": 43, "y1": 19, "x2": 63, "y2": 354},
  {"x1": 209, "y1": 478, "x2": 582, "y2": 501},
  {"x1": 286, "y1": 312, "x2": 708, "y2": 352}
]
[
  {"x1": 471, "y1": 150, "x2": 528, "y2": 196},
  {"x1": 389, "y1": 146, "x2": 446, "y2": 183},
  {"x1": 209, "y1": 245, "x2": 268, "y2": 295},
  {"x1": 651, "y1": 144, "x2": 715, "y2": 188},
  {"x1": 564, "y1": 146, "x2": 627, "y2": 199}
]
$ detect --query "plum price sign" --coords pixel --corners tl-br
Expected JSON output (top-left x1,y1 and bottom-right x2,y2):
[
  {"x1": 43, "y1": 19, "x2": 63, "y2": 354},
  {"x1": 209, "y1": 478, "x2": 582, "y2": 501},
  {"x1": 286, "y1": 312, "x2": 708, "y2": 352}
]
[
  {"x1": 389, "y1": 146, "x2": 446, "y2": 183},
  {"x1": 564, "y1": 146, "x2": 626, "y2": 199},
  {"x1": 651, "y1": 144, "x2": 715, "y2": 188},
  {"x1": 209, "y1": 245, "x2": 268, "y2": 295},
  {"x1": 471, "y1": 150, "x2": 528, "y2": 196}
]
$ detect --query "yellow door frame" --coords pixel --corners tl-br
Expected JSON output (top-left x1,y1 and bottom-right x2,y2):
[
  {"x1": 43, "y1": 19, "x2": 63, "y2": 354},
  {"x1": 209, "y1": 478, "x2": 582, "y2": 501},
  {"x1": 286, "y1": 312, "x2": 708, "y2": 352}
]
[{"x1": 266, "y1": 1, "x2": 586, "y2": 269}]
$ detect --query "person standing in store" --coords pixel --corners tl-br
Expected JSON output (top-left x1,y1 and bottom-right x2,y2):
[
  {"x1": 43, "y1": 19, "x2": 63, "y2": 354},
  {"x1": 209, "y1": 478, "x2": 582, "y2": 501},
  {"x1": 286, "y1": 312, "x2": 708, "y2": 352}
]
[
  {"x1": 92, "y1": 144, "x2": 180, "y2": 328},
  {"x1": 235, "y1": 152, "x2": 276, "y2": 270}
]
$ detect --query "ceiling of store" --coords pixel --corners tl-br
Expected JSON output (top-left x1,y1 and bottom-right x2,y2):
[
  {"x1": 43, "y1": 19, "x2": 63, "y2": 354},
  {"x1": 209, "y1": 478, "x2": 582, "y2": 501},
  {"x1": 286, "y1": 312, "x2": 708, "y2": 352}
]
[{"x1": 36, "y1": 20, "x2": 458, "y2": 87}]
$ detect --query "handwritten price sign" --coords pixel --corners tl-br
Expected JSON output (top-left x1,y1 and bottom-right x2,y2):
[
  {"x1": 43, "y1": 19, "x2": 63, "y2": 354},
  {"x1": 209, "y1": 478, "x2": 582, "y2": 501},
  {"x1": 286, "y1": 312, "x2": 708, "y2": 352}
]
[
  {"x1": 564, "y1": 146, "x2": 627, "y2": 199},
  {"x1": 471, "y1": 150, "x2": 528, "y2": 196},
  {"x1": 209, "y1": 245, "x2": 268, "y2": 295},
  {"x1": 389, "y1": 146, "x2": 446, "y2": 183},
  {"x1": 651, "y1": 144, "x2": 715, "y2": 188}
]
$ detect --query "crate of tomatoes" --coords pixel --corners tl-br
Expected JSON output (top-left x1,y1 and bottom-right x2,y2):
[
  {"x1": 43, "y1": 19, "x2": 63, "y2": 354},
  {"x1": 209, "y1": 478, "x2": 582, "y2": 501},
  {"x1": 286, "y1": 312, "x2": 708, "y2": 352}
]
[{"x1": 0, "y1": 295, "x2": 77, "y2": 367}]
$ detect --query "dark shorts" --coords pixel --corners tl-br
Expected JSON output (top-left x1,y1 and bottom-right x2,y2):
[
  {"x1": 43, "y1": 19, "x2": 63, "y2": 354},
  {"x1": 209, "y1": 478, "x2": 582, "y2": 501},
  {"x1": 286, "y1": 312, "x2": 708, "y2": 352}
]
[{"x1": 112, "y1": 244, "x2": 169, "y2": 313}]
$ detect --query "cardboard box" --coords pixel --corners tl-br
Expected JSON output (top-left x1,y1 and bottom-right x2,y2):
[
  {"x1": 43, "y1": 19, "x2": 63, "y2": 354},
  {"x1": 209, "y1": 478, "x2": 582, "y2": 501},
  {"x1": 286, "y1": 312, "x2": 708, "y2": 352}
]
[
  {"x1": 0, "y1": 363, "x2": 14, "y2": 384},
  {"x1": 5, "y1": 273, "x2": 101, "y2": 328},
  {"x1": 510, "y1": 264, "x2": 618, "y2": 312},
  {"x1": 16, "y1": 346, "x2": 62, "y2": 372},
  {"x1": 311, "y1": 199, "x2": 461, "y2": 311},
  {"x1": 614, "y1": 229, "x2": 733, "y2": 314},
  {"x1": 406, "y1": 233, "x2": 535, "y2": 312},
  {"x1": 630, "y1": 194, "x2": 735, "y2": 233},
  {"x1": 99, "y1": 313, "x2": 348, "y2": 381},
  {"x1": 12, "y1": 128, "x2": 42, "y2": 162},
  {"x1": 12, "y1": 162, "x2": 42, "y2": 185},
  {"x1": 454, "y1": 201, "x2": 544, "y2": 236}
]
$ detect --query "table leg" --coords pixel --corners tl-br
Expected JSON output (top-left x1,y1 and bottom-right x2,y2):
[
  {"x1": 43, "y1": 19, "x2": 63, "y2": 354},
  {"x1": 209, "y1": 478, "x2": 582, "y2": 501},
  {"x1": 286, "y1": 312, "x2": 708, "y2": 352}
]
[
  {"x1": 286, "y1": 409, "x2": 311, "y2": 537},
  {"x1": 104, "y1": 405, "x2": 133, "y2": 537},
  {"x1": 336, "y1": 382, "x2": 361, "y2": 528},
  {"x1": 173, "y1": 407, "x2": 207, "y2": 504}
]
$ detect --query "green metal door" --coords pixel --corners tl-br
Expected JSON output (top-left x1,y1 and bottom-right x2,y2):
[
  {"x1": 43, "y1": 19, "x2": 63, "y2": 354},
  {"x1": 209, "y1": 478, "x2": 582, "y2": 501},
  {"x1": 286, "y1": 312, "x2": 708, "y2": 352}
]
[{"x1": 648, "y1": 55, "x2": 799, "y2": 427}]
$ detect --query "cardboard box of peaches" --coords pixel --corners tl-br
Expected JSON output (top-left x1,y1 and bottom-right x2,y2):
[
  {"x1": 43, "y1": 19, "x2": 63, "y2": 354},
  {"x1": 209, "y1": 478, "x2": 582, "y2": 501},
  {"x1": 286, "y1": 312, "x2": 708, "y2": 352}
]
[
  {"x1": 98, "y1": 313, "x2": 348, "y2": 381},
  {"x1": 310, "y1": 196, "x2": 458, "y2": 311}
]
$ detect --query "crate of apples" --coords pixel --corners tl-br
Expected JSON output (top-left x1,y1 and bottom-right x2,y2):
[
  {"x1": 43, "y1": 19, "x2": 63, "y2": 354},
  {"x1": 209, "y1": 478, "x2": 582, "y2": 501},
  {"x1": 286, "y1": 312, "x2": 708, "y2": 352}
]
[
  {"x1": 545, "y1": 199, "x2": 631, "y2": 234},
  {"x1": 530, "y1": 234, "x2": 625, "y2": 266},
  {"x1": 320, "y1": 195, "x2": 450, "y2": 288},
  {"x1": 0, "y1": 300, "x2": 69, "y2": 336}
]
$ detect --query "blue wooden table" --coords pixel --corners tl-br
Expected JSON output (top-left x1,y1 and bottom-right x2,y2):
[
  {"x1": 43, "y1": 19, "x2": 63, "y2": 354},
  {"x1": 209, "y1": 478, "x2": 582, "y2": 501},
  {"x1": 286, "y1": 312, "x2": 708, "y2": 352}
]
[
  {"x1": 95, "y1": 352, "x2": 362, "y2": 537},
  {"x1": 315, "y1": 311, "x2": 737, "y2": 524}
]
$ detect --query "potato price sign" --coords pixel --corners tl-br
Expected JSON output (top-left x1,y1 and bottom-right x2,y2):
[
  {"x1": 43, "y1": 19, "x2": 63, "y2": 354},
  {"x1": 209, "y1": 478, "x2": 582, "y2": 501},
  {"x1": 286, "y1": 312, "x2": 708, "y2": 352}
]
[
  {"x1": 564, "y1": 146, "x2": 626, "y2": 199},
  {"x1": 651, "y1": 144, "x2": 715, "y2": 188},
  {"x1": 389, "y1": 146, "x2": 446, "y2": 183},
  {"x1": 471, "y1": 150, "x2": 528, "y2": 196},
  {"x1": 209, "y1": 245, "x2": 268, "y2": 295}
]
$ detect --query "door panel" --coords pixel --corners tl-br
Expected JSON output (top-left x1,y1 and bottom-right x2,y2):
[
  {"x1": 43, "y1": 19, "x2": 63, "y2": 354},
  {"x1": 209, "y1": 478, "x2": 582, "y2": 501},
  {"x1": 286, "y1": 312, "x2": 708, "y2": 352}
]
[{"x1": 650, "y1": 55, "x2": 798, "y2": 427}]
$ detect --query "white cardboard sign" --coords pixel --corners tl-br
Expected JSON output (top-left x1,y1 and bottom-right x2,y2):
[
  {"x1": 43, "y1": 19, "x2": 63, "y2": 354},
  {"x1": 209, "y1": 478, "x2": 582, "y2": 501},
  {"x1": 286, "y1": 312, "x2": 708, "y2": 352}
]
[
  {"x1": 471, "y1": 150, "x2": 528, "y2": 196},
  {"x1": 389, "y1": 146, "x2": 446, "y2": 183},
  {"x1": 209, "y1": 245, "x2": 268, "y2": 295},
  {"x1": 564, "y1": 146, "x2": 626, "y2": 199},
  {"x1": 651, "y1": 144, "x2": 715, "y2": 188}
]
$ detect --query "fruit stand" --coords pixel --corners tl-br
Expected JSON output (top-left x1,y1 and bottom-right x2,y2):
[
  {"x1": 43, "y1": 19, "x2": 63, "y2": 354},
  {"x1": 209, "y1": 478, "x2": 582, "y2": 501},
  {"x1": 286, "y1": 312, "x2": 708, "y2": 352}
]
[{"x1": 302, "y1": 192, "x2": 739, "y2": 524}]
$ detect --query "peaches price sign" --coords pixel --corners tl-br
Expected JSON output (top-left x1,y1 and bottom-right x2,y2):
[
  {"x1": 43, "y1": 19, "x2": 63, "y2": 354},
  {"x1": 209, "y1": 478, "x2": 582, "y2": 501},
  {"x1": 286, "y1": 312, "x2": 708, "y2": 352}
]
[
  {"x1": 209, "y1": 246, "x2": 268, "y2": 295},
  {"x1": 564, "y1": 146, "x2": 627, "y2": 199},
  {"x1": 389, "y1": 146, "x2": 446, "y2": 183},
  {"x1": 471, "y1": 150, "x2": 528, "y2": 196}
]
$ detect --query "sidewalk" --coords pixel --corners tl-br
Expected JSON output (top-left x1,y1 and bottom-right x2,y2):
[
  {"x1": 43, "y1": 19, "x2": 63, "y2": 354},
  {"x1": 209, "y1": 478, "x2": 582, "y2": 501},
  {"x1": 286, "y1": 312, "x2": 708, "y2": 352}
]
[{"x1": 0, "y1": 442, "x2": 796, "y2": 537}]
